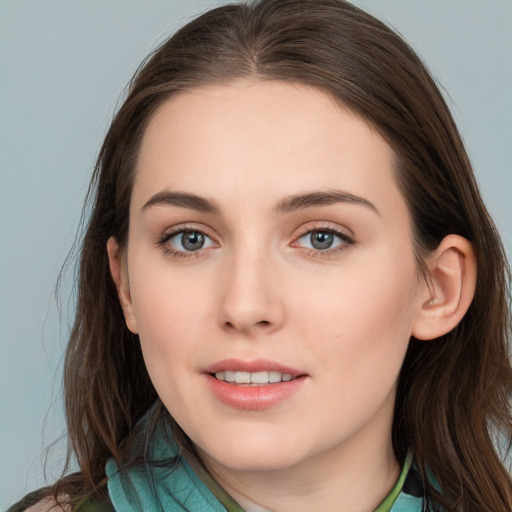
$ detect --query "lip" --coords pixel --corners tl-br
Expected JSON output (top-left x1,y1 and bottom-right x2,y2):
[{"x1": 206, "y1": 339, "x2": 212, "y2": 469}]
[
  {"x1": 203, "y1": 359, "x2": 307, "y2": 411},
  {"x1": 204, "y1": 358, "x2": 303, "y2": 376}
]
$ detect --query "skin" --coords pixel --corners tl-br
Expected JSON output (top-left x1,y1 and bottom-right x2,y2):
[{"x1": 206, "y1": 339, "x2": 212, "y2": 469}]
[{"x1": 108, "y1": 81, "x2": 476, "y2": 512}]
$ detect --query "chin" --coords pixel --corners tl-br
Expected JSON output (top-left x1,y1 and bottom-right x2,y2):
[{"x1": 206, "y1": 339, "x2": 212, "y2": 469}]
[{"x1": 195, "y1": 431, "x2": 307, "y2": 473}]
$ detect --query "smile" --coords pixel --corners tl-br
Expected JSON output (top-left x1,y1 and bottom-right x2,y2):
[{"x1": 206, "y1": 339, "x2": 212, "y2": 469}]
[
  {"x1": 213, "y1": 370, "x2": 295, "y2": 385},
  {"x1": 204, "y1": 359, "x2": 307, "y2": 410}
]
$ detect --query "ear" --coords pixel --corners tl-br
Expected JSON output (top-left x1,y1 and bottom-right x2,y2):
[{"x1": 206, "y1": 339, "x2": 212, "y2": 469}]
[
  {"x1": 412, "y1": 234, "x2": 477, "y2": 341},
  {"x1": 107, "y1": 237, "x2": 138, "y2": 334}
]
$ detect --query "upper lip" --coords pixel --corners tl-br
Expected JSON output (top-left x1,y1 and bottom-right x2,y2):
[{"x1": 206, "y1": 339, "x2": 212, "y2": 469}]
[{"x1": 204, "y1": 358, "x2": 305, "y2": 376}]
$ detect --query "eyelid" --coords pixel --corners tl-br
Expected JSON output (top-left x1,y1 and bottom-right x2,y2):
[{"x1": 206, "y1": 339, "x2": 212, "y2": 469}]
[
  {"x1": 294, "y1": 221, "x2": 354, "y2": 239},
  {"x1": 158, "y1": 222, "x2": 217, "y2": 240}
]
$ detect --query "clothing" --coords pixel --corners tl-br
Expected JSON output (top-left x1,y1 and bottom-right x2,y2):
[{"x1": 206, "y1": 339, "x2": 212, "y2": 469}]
[
  {"x1": 105, "y1": 428, "x2": 426, "y2": 512},
  {"x1": 5, "y1": 492, "x2": 114, "y2": 512},
  {"x1": 7, "y1": 431, "x2": 426, "y2": 512}
]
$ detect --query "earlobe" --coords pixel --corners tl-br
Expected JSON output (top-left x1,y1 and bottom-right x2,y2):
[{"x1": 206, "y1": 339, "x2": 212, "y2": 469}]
[
  {"x1": 107, "y1": 237, "x2": 138, "y2": 334},
  {"x1": 412, "y1": 235, "x2": 477, "y2": 341}
]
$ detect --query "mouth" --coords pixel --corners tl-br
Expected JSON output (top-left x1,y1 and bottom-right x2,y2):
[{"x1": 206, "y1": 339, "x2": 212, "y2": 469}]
[
  {"x1": 211, "y1": 370, "x2": 297, "y2": 385},
  {"x1": 204, "y1": 358, "x2": 305, "y2": 385},
  {"x1": 204, "y1": 359, "x2": 307, "y2": 410}
]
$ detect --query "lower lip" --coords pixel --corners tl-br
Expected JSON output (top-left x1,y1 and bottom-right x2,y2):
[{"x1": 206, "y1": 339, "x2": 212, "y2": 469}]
[{"x1": 205, "y1": 374, "x2": 306, "y2": 410}]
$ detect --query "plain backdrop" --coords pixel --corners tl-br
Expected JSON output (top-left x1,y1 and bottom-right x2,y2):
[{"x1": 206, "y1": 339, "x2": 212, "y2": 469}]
[{"x1": 1, "y1": 0, "x2": 511, "y2": 508}]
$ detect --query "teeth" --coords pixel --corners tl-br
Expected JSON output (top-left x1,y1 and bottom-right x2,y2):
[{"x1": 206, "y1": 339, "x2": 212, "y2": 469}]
[
  {"x1": 269, "y1": 371, "x2": 281, "y2": 383},
  {"x1": 235, "y1": 371, "x2": 251, "y2": 384},
  {"x1": 214, "y1": 370, "x2": 295, "y2": 384},
  {"x1": 251, "y1": 371, "x2": 268, "y2": 384}
]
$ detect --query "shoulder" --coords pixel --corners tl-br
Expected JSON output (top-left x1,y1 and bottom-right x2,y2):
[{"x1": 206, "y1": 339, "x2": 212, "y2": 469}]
[
  {"x1": 24, "y1": 498, "x2": 71, "y2": 512},
  {"x1": 7, "y1": 493, "x2": 112, "y2": 512},
  {"x1": 6, "y1": 494, "x2": 70, "y2": 512}
]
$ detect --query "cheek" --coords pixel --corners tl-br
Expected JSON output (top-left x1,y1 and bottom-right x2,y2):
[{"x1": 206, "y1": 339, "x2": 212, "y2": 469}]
[
  {"x1": 292, "y1": 249, "x2": 419, "y2": 376},
  {"x1": 127, "y1": 258, "x2": 214, "y2": 379},
  {"x1": 128, "y1": 276, "x2": 210, "y2": 427}
]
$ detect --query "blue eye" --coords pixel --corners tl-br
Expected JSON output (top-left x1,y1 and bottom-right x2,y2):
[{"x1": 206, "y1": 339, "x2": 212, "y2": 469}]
[
  {"x1": 296, "y1": 229, "x2": 352, "y2": 251},
  {"x1": 164, "y1": 230, "x2": 216, "y2": 253}
]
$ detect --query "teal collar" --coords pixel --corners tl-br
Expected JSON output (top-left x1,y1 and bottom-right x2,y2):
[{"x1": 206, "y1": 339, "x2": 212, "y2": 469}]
[{"x1": 106, "y1": 428, "x2": 423, "y2": 512}]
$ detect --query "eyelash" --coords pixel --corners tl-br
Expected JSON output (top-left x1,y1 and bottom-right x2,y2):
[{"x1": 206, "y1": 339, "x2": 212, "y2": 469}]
[{"x1": 156, "y1": 224, "x2": 355, "y2": 260}]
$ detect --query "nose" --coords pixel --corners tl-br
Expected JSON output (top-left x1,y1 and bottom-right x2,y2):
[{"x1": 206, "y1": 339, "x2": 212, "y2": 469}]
[{"x1": 217, "y1": 249, "x2": 285, "y2": 336}]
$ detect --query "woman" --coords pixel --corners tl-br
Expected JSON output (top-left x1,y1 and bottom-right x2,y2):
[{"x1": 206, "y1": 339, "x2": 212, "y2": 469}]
[{"x1": 9, "y1": 0, "x2": 511, "y2": 510}]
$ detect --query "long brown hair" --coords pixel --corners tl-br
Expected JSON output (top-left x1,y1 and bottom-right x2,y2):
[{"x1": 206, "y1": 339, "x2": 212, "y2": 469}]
[{"x1": 51, "y1": 0, "x2": 511, "y2": 510}]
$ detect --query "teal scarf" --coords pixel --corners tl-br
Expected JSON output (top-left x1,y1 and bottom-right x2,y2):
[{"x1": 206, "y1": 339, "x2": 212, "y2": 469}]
[{"x1": 106, "y1": 429, "x2": 423, "y2": 512}]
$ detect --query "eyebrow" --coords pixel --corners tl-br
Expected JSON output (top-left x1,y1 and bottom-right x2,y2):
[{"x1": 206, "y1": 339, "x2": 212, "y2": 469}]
[
  {"x1": 275, "y1": 190, "x2": 380, "y2": 215},
  {"x1": 141, "y1": 189, "x2": 379, "y2": 216},
  {"x1": 142, "y1": 191, "x2": 220, "y2": 214}
]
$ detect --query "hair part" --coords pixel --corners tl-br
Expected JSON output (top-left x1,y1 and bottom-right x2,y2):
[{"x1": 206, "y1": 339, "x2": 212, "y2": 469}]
[{"x1": 52, "y1": 1, "x2": 511, "y2": 510}]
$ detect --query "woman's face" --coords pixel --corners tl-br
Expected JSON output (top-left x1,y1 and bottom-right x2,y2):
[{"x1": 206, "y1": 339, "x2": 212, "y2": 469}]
[{"x1": 115, "y1": 81, "x2": 427, "y2": 474}]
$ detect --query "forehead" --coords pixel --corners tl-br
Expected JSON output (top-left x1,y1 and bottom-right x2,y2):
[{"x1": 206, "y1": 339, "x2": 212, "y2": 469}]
[{"x1": 133, "y1": 80, "x2": 402, "y2": 216}]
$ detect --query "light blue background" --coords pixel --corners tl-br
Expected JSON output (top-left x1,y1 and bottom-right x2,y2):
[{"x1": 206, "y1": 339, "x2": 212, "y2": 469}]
[{"x1": 1, "y1": 0, "x2": 511, "y2": 508}]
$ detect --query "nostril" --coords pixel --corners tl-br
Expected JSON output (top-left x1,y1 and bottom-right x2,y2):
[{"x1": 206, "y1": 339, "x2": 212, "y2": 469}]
[{"x1": 224, "y1": 319, "x2": 271, "y2": 331}]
